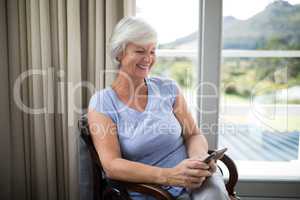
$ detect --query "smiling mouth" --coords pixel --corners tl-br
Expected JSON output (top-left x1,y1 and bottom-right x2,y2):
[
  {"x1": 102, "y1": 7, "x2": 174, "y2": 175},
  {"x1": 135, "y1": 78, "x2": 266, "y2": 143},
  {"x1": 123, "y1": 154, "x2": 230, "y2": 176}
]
[{"x1": 137, "y1": 64, "x2": 150, "y2": 70}]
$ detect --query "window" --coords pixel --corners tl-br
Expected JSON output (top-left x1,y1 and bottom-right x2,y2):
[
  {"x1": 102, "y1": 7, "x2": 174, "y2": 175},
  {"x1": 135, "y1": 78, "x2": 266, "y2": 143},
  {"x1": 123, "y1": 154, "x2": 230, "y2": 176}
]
[
  {"x1": 136, "y1": 0, "x2": 300, "y2": 198},
  {"x1": 219, "y1": 0, "x2": 300, "y2": 180}
]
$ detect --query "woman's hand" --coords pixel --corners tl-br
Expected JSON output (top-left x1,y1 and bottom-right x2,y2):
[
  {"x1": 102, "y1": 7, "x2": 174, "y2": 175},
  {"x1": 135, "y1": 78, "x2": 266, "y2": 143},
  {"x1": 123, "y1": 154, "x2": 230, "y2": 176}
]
[
  {"x1": 164, "y1": 158, "x2": 212, "y2": 190},
  {"x1": 191, "y1": 154, "x2": 218, "y2": 174}
]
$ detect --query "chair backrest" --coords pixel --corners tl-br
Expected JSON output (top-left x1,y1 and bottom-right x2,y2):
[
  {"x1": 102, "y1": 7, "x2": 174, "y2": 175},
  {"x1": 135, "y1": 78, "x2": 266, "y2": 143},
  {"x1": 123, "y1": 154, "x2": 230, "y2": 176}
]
[
  {"x1": 79, "y1": 115, "x2": 131, "y2": 200},
  {"x1": 78, "y1": 115, "x2": 104, "y2": 200}
]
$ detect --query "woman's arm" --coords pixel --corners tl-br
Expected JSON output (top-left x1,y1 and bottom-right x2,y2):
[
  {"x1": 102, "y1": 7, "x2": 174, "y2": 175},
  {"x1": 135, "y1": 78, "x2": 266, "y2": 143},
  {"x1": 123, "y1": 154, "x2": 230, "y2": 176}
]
[
  {"x1": 88, "y1": 109, "x2": 165, "y2": 184},
  {"x1": 173, "y1": 90, "x2": 209, "y2": 159}
]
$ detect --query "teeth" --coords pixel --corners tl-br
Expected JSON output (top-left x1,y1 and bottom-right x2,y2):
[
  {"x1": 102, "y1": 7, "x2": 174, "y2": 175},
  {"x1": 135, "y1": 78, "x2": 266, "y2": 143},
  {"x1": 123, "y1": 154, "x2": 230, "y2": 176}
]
[{"x1": 137, "y1": 64, "x2": 149, "y2": 69}]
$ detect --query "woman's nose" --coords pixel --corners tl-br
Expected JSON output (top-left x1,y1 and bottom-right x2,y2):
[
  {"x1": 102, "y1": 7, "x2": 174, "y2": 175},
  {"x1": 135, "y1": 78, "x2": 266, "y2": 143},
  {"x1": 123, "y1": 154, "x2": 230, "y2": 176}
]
[{"x1": 143, "y1": 53, "x2": 152, "y2": 62}]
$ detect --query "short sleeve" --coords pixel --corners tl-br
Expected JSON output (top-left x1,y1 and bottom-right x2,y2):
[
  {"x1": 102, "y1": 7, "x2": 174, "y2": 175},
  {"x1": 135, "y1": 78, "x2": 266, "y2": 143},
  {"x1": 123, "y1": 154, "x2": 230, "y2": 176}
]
[{"x1": 88, "y1": 90, "x2": 118, "y2": 123}]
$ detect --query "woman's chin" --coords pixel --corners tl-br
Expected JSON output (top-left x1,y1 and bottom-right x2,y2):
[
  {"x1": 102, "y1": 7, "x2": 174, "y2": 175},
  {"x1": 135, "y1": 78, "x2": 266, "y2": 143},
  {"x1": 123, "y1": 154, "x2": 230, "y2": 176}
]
[{"x1": 135, "y1": 69, "x2": 150, "y2": 78}]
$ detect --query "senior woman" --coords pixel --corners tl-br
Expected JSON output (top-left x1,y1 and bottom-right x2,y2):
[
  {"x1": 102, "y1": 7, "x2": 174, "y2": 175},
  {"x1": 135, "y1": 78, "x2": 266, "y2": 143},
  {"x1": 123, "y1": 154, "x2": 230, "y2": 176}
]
[{"x1": 88, "y1": 17, "x2": 230, "y2": 200}]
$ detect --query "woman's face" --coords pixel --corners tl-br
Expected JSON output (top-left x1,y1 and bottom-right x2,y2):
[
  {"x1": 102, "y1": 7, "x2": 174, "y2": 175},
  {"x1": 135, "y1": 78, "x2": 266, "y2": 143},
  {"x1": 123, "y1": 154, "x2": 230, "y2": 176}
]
[{"x1": 118, "y1": 42, "x2": 156, "y2": 80}]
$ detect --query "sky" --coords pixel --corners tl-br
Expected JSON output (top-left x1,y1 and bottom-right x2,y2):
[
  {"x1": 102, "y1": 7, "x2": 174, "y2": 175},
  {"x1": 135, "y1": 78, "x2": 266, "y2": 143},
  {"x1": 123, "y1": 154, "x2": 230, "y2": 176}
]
[
  {"x1": 136, "y1": 0, "x2": 300, "y2": 44},
  {"x1": 223, "y1": 0, "x2": 300, "y2": 19}
]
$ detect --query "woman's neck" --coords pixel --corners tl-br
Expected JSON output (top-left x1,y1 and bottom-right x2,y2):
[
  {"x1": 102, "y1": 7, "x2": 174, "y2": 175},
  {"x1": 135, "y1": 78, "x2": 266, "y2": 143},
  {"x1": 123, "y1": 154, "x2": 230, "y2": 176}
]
[{"x1": 111, "y1": 75, "x2": 147, "y2": 97}]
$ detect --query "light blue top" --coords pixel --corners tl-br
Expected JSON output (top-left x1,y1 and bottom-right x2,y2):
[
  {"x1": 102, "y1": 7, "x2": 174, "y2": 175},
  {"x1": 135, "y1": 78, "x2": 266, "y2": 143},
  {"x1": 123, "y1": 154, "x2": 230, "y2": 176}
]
[{"x1": 89, "y1": 76, "x2": 188, "y2": 199}]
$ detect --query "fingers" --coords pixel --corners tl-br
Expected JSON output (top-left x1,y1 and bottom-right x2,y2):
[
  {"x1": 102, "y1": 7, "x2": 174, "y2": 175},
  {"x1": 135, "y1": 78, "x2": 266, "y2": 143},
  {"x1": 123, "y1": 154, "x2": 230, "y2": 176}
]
[
  {"x1": 208, "y1": 160, "x2": 217, "y2": 173},
  {"x1": 188, "y1": 159, "x2": 217, "y2": 174},
  {"x1": 172, "y1": 159, "x2": 213, "y2": 189},
  {"x1": 185, "y1": 168, "x2": 211, "y2": 178},
  {"x1": 186, "y1": 159, "x2": 210, "y2": 170},
  {"x1": 182, "y1": 160, "x2": 211, "y2": 189}
]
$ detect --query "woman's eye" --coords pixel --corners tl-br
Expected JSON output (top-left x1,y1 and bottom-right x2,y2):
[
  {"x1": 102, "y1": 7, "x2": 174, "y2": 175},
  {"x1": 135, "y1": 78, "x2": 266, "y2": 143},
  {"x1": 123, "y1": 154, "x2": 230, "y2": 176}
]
[
  {"x1": 136, "y1": 50, "x2": 144, "y2": 53},
  {"x1": 151, "y1": 51, "x2": 155, "y2": 55}
]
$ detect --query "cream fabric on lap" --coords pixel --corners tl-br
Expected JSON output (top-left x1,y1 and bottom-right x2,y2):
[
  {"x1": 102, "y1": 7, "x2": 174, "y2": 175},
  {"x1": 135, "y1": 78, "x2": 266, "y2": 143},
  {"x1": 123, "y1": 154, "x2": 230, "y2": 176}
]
[{"x1": 191, "y1": 170, "x2": 230, "y2": 200}]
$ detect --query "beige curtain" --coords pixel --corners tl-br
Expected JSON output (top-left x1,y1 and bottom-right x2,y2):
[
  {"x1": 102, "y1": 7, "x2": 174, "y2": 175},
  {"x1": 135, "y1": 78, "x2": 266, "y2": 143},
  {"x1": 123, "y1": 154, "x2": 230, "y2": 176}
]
[
  {"x1": 81, "y1": 0, "x2": 125, "y2": 104},
  {"x1": 0, "y1": 0, "x2": 130, "y2": 199}
]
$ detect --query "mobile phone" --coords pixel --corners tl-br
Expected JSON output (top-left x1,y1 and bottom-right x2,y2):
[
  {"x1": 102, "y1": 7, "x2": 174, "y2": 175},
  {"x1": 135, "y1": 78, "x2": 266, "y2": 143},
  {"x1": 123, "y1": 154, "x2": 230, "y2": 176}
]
[{"x1": 202, "y1": 148, "x2": 228, "y2": 163}]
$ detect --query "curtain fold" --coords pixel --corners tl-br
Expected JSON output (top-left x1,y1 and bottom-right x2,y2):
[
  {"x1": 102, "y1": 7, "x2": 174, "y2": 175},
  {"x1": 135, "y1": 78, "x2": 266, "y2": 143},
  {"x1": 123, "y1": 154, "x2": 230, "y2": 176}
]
[
  {"x1": 0, "y1": 1, "x2": 12, "y2": 200},
  {"x1": 0, "y1": 0, "x2": 127, "y2": 199},
  {"x1": 82, "y1": 0, "x2": 126, "y2": 106}
]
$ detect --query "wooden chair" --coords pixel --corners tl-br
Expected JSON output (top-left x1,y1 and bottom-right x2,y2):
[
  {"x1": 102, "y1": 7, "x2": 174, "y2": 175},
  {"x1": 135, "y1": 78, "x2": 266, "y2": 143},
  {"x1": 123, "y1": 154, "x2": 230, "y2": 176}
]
[{"x1": 78, "y1": 115, "x2": 239, "y2": 200}]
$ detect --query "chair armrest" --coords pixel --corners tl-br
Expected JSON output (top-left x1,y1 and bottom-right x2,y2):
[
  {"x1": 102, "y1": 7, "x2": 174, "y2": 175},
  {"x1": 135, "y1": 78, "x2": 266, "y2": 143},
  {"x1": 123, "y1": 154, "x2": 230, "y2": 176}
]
[
  {"x1": 108, "y1": 151, "x2": 239, "y2": 200},
  {"x1": 208, "y1": 150, "x2": 239, "y2": 197},
  {"x1": 115, "y1": 181, "x2": 175, "y2": 200}
]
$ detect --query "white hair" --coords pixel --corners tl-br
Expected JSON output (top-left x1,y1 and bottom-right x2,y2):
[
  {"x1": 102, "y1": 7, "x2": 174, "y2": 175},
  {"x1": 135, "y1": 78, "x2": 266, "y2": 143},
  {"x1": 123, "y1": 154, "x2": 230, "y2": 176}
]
[{"x1": 109, "y1": 16, "x2": 157, "y2": 68}]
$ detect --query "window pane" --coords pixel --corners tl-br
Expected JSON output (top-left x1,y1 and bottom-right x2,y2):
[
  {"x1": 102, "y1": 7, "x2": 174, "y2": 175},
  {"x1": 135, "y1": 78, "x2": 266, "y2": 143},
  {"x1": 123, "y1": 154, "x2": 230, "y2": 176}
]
[{"x1": 219, "y1": 0, "x2": 300, "y2": 179}]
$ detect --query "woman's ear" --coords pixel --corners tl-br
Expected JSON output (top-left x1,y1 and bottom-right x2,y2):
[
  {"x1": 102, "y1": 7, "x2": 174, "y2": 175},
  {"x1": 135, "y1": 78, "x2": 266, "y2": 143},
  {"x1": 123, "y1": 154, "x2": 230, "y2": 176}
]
[
  {"x1": 116, "y1": 55, "x2": 121, "y2": 62},
  {"x1": 116, "y1": 51, "x2": 124, "y2": 62},
  {"x1": 117, "y1": 43, "x2": 127, "y2": 62}
]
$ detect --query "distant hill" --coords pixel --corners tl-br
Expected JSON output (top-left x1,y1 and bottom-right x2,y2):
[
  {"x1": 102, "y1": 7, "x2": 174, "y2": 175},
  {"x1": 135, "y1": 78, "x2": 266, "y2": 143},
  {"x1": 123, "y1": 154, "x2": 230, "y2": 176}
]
[
  {"x1": 160, "y1": 0, "x2": 300, "y2": 50},
  {"x1": 158, "y1": 32, "x2": 198, "y2": 49}
]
